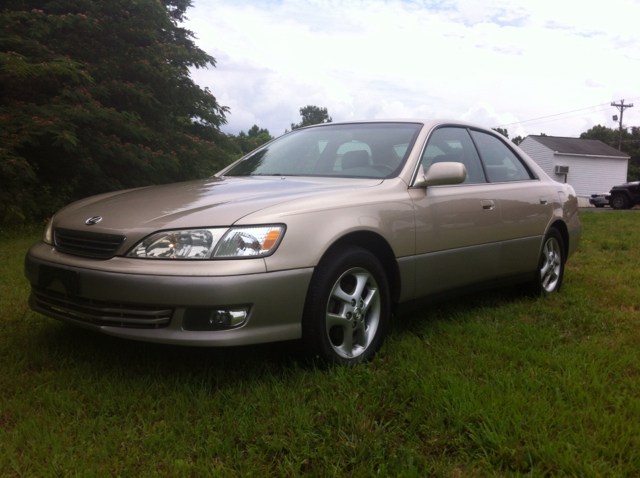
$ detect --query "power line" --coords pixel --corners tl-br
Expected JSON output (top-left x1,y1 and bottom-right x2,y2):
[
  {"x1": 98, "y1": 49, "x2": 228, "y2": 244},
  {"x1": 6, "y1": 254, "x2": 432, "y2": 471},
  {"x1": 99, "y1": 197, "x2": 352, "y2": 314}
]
[
  {"x1": 495, "y1": 106, "x2": 611, "y2": 130},
  {"x1": 494, "y1": 103, "x2": 611, "y2": 128},
  {"x1": 494, "y1": 96, "x2": 640, "y2": 129}
]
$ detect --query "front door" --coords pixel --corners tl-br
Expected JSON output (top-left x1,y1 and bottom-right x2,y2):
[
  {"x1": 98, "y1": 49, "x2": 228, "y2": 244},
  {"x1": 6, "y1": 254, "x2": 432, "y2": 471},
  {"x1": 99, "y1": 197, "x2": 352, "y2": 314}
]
[{"x1": 409, "y1": 126, "x2": 503, "y2": 298}]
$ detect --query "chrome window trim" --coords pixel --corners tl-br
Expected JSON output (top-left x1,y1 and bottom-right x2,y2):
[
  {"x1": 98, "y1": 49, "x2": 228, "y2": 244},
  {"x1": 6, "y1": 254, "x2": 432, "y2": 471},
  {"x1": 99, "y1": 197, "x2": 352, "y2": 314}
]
[{"x1": 408, "y1": 177, "x2": 541, "y2": 190}]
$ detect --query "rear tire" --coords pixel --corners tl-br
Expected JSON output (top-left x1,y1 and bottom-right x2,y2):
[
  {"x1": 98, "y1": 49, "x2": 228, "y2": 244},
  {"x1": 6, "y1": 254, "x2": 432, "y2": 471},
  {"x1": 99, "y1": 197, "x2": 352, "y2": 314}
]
[
  {"x1": 302, "y1": 246, "x2": 390, "y2": 365},
  {"x1": 526, "y1": 228, "x2": 565, "y2": 296},
  {"x1": 610, "y1": 194, "x2": 629, "y2": 210}
]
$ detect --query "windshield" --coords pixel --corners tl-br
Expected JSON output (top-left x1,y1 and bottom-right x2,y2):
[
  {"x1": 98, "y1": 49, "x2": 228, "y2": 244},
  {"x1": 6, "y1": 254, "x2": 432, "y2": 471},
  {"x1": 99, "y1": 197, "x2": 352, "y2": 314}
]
[{"x1": 224, "y1": 122, "x2": 422, "y2": 179}]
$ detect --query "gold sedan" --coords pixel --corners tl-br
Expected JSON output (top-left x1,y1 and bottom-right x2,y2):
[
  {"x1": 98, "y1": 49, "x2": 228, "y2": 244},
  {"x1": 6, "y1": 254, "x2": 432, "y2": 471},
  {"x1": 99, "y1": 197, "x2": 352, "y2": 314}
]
[{"x1": 25, "y1": 120, "x2": 581, "y2": 364}]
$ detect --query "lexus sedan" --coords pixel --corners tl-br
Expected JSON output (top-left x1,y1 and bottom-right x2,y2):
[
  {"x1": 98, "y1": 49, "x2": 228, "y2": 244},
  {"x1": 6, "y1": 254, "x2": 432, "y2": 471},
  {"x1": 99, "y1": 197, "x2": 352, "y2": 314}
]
[{"x1": 25, "y1": 120, "x2": 582, "y2": 364}]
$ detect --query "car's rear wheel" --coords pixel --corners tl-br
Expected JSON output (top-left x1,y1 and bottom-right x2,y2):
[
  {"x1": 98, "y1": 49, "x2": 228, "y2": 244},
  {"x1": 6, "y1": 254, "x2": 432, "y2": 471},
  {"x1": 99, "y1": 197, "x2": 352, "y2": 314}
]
[
  {"x1": 302, "y1": 246, "x2": 390, "y2": 365},
  {"x1": 527, "y1": 228, "x2": 565, "y2": 296},
  {"x1": 610, "y1": 194, "x2": 629, "y2": 210}
]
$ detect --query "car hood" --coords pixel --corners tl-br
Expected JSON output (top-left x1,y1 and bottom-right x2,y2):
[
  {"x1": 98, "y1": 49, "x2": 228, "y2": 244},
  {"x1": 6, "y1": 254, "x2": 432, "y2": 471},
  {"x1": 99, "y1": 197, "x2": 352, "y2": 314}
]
[{"x1": 53, "y1": 176, "x2": 383, "y2": 243}]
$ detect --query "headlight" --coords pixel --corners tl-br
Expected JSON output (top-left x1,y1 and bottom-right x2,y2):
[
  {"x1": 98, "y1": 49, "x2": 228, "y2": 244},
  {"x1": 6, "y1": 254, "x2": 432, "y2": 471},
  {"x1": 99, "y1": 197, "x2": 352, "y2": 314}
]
[
  {"x1": 213, "y1": 225, "x2": 285, "y2": 258},
  {"x1": 127, "y1": 229, "x2": 228, "y2": 259},
  {"x1": 43, "y1": 217, "x2": 54, "y2": 245},
  {"x1": 127, "y1": 225, "x2": 285, "y2": 259}
]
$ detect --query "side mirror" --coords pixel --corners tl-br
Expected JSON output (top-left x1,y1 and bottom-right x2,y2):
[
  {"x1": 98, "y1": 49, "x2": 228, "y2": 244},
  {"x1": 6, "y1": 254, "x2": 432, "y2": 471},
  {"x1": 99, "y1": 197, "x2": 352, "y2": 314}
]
[{"x1": 414, "y1": 162, "x2": 467, "y2": 188}]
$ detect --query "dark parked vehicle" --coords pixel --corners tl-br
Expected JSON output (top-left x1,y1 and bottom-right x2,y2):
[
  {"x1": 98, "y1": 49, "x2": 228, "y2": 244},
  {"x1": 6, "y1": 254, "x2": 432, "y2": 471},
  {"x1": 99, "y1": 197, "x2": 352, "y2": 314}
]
[{"x1": 609, "y1": 182, "x2": 640, "y2": 209}]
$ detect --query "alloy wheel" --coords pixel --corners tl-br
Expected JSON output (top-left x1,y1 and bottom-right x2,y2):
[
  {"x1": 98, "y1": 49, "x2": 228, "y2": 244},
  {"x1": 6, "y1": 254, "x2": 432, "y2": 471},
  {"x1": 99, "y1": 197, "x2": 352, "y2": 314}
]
[
  {"x1": 540, "y1": 237, "x2": 562, "y2": 293},
  {"x1": 325, "y1": 267, "x2": 381, "y2": 359}
]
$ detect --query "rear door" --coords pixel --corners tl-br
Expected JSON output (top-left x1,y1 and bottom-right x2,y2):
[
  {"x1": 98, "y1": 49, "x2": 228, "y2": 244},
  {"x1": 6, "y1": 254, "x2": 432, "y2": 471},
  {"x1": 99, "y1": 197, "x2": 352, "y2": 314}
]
[{"x1": 469, "y1": 130, "x2": 552, "y2": 276}]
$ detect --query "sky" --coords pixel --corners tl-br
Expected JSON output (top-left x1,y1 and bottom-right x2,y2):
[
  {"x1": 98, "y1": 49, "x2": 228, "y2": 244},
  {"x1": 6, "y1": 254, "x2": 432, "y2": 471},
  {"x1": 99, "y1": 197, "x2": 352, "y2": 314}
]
[{"x1": 185, "y1": 0, "x2": 640, "y2": 139}]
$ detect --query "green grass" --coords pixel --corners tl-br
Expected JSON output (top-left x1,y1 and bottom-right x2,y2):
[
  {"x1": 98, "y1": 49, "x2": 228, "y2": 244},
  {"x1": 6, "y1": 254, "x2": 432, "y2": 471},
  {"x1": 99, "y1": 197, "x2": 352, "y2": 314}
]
[{"x1": 1, "y1": 212, "x2": 640, "y2": 477}]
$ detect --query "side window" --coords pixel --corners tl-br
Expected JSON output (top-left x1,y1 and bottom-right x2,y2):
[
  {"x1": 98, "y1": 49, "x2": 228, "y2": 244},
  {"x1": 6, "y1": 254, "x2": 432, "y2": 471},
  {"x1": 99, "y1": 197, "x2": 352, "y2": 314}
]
[
  {"x1": 470, "y1": 131, "x2": 533, "y2": 182},
  {"x1": 420, "y1": 127, "x2": 486, "y2": 184}
]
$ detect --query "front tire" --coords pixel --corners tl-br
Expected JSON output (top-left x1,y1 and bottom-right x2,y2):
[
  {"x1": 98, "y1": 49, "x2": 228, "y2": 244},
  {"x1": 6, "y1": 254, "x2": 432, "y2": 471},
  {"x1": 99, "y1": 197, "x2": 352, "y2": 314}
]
[
  {"x1": 527, "y1": 228, "x2": 565, "y2": 296},
  {"x1": 302, "y1": 246, "x2": 390, "y2": 365}
]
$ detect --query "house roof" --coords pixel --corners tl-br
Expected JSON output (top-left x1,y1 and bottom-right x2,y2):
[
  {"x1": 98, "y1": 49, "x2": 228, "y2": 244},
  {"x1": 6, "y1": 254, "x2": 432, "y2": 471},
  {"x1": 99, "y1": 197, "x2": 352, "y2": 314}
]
[{"x1": 527, "y1": 135, "x2": 630, "y2": 158}]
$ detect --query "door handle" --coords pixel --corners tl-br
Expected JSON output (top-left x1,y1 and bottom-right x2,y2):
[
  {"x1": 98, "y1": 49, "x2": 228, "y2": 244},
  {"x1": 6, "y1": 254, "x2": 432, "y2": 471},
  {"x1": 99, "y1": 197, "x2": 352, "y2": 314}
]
[
  {"x1": 540, "y1": 197, "x2": 548, "y2": 205},
  {"x1": 481, "y1": 200, "x2": 495, "y2": 211}
]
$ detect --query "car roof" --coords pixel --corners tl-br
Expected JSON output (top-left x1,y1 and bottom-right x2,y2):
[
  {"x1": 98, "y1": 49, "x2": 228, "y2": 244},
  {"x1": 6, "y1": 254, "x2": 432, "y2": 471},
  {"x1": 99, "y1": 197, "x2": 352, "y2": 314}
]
[{"x1": 297, "y1": 118, "x2": 489, "y2": 131}]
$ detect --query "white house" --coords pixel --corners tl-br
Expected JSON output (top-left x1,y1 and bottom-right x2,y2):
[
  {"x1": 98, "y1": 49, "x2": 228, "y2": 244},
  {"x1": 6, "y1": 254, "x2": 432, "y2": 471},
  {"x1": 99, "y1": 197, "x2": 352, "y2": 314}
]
[{"x1": 519, "y1": 135, "x2": 630, "y2": 206}]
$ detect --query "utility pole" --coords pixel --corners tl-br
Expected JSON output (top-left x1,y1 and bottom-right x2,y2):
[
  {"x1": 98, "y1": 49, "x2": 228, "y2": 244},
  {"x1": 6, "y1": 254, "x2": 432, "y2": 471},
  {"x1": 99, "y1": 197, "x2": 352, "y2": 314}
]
[{"x1": 611, "y1": 99, "x2": 634, "y2": 150}]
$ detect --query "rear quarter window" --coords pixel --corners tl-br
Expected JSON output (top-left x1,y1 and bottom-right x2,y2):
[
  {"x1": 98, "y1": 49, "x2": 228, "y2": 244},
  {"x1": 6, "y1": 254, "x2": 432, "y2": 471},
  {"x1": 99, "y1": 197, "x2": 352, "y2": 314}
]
[{"x1": 470, "y1": 131, "x2": 533, "y2": 182}]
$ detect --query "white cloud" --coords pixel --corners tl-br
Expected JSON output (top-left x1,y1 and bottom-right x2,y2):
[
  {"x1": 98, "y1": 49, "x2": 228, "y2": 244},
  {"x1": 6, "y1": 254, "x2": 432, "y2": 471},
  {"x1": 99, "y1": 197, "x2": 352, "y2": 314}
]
[{"x1": 186, "y1": 0, "x2": 640, "y2": 137}]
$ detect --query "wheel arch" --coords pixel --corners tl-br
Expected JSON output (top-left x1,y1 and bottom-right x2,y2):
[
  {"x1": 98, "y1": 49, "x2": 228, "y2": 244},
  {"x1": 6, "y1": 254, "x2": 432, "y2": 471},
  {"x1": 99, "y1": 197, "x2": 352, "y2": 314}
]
[
  {"x1": 324, "y1": 231, "x2": 402, "y2": 305},
  {"x1": 610, "y1": 189, "x2": 633, "y2": 199}
]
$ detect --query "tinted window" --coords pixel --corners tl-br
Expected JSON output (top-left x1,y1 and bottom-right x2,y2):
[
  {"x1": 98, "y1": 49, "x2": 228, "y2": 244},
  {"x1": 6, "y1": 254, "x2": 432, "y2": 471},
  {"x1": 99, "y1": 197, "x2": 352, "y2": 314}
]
[
  {"x1": 420, "y1": 127, "x2": 486, "y2": 184},
  {"x1": 470, "y1": 131, "x2": 533, "y2": 182},
  {"x1": 225, "y1": 123, "x2": 422, "y2": 179}
]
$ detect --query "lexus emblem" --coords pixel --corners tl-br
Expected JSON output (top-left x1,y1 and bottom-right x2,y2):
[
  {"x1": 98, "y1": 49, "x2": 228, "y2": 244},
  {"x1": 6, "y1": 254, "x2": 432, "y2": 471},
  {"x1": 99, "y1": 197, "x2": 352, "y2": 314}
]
[{"x1": 85, "y1": 216, "x2": 103, "y2": 226}]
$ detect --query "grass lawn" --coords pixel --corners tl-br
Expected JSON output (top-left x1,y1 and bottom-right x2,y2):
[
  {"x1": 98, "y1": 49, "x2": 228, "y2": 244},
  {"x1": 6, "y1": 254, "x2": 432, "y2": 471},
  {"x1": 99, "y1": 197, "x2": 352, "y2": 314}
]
[{"x1": 1, "y1": 211, "x2": 639, "y2": 477}]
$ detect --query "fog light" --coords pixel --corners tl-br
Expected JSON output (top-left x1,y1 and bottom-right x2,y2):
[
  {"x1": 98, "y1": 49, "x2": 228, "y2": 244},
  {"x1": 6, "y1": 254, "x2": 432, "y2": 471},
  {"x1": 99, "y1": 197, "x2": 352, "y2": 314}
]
[{"x1": 183, "y1": 307, "x2": 249, "y2": 331}]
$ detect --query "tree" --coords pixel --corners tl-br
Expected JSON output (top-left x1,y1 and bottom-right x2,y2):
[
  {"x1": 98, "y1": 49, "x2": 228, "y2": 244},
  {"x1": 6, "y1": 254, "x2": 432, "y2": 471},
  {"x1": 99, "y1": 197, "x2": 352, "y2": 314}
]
[
  {"x1": 247, "y1": 124, "x2": 269, "y2": 138},
  {"x1": 291, "y1": 105, "x2": 332, "y2": 130},
  {"x1": 0, "y1": 0, "x2": 233, "y2": 222},
  {"x1": 581, "y1": 125, "x2": 640, "y2": 181},
  {"x1": 628, "y1": 127, "x2": 640, "y2": 181},
  {"x1": 579, "y1": 125, "x2": 617, "y2": 145},
  {"x1": 227, "y1": 125, "x2": 273, "y2": 159},
  {"x1": 492, "y1": 127, "x2": 524, "y2": 146},
  {"x1": 492, "y1": 127, "x2": 509, "y2": 138}
]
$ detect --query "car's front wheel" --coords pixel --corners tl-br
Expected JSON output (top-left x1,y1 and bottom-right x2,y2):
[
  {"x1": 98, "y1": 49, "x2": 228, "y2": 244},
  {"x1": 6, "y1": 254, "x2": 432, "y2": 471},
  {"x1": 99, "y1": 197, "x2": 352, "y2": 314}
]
[{"x1": 302, "y1": 246, "x2": 390, "y2": 365}]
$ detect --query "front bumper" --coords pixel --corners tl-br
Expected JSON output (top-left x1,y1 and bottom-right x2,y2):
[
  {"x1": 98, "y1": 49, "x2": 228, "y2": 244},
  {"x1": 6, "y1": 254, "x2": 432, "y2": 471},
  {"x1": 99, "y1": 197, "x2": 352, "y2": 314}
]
[
  {"x1": 589, "y1": 195, "x2": 610, "y2": 207},
  {"x1": 25, "y1": 246, "x2": 314, "y2": 347}
]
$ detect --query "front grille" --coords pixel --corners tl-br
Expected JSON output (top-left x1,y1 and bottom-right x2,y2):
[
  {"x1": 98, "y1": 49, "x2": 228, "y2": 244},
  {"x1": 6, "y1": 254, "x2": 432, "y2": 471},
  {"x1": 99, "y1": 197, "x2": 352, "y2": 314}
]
[
  {"x1": 31, "y1": 287, "x2": 173, "y2": 329},
  {"x1": 54, "y1": 228, "x2": 126, "y2": 259}
]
